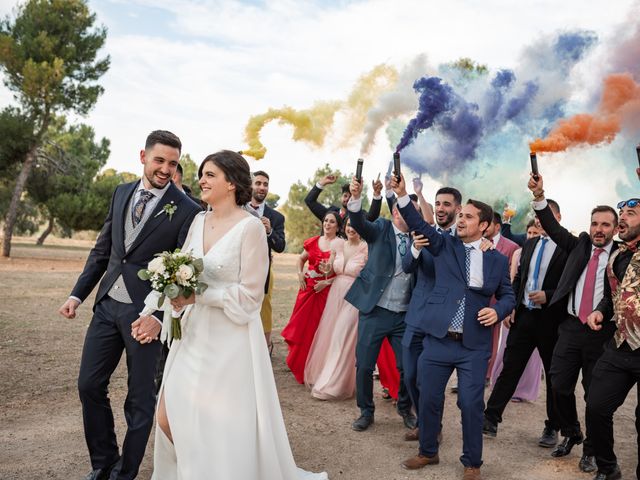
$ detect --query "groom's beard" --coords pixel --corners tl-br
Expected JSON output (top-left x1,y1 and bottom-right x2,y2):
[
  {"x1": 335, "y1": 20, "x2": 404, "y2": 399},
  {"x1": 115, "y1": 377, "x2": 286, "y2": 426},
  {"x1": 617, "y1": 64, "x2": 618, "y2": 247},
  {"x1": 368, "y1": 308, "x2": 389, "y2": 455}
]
[{"x1": 146, "y1": 172, "x2": 171, "y2": 189}]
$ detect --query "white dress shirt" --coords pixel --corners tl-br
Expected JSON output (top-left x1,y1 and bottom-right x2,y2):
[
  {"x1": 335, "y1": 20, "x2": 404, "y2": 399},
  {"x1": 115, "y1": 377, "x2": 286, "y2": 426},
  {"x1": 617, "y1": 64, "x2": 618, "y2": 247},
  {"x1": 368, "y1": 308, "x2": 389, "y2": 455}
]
[
  {"x1": 522, "y1": 236, "x2": 557, "y2": 309},
  {"x1": 568, "y1": 241, "x2": 614, "y2": 317}
]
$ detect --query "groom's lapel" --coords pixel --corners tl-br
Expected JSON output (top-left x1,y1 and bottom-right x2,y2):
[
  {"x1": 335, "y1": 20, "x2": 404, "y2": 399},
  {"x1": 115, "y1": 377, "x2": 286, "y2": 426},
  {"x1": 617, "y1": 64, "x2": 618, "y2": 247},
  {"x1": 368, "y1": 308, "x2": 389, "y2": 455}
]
[
  {"x1": 117, "y1": 182, "x2": 138, "y2": 253},
  {"x1": 127, "y1": 183, "x2": 182, "y2": 255}
]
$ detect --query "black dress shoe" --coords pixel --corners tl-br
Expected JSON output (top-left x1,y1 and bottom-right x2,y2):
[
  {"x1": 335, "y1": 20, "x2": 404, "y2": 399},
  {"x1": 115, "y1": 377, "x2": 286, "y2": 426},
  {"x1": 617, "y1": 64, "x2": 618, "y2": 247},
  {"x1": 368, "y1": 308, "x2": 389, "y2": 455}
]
[
  {"x1": 352, "y1": 415, "x2": 374, "y2": 431},
  {"x1": 593, "y1": 465, "x2": 622, "y2": 480},
  {"x1": 482, "y1": 416, "x2": 498, "y2": 438},
  {"x1": 551, "y1": 432, "x2": 583, "y2": 457},
  {"x1": 538, "y1": 426, "x2": 558, "y2": 448},
  {"x1": 579, "y1": 454, "x2": 597, "y2": 473},
  {"x1": 399, "y1": 411, "x2": 417, "y2": 429},
  {"x1": 84, "y1": 464, "x2": 115, "y2": 480}
]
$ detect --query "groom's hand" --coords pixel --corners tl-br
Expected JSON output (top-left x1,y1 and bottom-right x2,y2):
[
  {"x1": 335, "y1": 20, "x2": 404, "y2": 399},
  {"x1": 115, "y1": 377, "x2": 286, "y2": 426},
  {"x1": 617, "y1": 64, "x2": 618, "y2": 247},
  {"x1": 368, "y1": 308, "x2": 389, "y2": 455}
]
[
  {"x1": 59, "y1": 298, "x2": 80, "y2": 319},
  {"x1": 131, "y1": 315, "x2": 161, "y2": 344}
]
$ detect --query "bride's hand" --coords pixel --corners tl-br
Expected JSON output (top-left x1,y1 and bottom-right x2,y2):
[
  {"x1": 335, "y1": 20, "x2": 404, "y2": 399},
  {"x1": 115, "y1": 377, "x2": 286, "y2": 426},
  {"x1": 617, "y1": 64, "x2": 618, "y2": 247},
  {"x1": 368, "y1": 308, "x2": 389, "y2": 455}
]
[{"x1": 171, "y1": 293, "x2": 195, "y2": 310}]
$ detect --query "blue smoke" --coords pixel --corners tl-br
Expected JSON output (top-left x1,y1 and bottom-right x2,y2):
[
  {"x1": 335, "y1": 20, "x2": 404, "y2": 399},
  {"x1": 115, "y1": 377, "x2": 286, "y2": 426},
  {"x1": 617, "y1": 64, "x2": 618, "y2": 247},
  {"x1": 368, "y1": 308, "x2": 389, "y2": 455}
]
[{"x1": 554, "y1": 31, "x2": 598, "y2": 65}]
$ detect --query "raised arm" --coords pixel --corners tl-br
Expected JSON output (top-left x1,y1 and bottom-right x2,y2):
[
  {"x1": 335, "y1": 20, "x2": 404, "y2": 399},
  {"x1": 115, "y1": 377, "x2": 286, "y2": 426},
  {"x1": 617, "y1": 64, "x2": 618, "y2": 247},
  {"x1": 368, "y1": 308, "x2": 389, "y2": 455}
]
[
  {"x1": 196, "y1": 218, "x2": 269, "y2": 325},
  {"x1": 304, "y1": 174, "x2": 336, "y2": 221},
  {"x1": 366, "y1": 176, "x2": 383, "y2": 221},
  {"x1": 529, "y1": 173, "x2": 579, "y2": 252},
  {"x1": 347, "y1": 177, "x2": 383, "y2": 243}
]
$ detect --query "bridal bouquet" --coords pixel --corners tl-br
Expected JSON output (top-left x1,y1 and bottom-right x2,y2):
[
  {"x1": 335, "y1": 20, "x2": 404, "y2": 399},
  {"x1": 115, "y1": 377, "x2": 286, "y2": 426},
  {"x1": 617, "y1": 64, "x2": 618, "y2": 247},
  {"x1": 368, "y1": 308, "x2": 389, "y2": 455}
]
[{"x1": 138, "y1": 249, "x2": 207, "y2": 342}]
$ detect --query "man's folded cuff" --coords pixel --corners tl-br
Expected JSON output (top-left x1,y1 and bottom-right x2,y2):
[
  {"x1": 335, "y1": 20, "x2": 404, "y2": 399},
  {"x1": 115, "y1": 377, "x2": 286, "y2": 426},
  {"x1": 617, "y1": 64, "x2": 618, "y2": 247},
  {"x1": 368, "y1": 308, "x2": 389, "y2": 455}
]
[
  {"x1": 347, "y1": 197, "x2": 363, "y2": 212},
  {"x1": 532, "y1": 198, "x2": 548, "y2": 210},
  {"x1": 69, "y1": 295, "x2": 82, "y2": 305},
  {"x1": 397, "y1": 194, "x2": 411, "y2": 208}
]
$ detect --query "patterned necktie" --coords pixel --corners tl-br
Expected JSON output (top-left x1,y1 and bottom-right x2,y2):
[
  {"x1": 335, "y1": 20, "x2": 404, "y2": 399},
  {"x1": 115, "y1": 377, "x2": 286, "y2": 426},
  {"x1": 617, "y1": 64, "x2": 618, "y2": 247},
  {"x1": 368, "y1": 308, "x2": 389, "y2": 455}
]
[
  {"x1": 132, "y1": 190, "x2": 155, "y2": 227},
  {"x1": 578, "y1": 247, "x2": 605, "y2": 323},
  {"x1": 397, "y1": 233, "x2": 408, "y2": 257},
  {"x1": 450, "y1": 246, "x2": 472, "y2": 332},
  {"x1": 528, "y1": 237, "x2": 548, "y2": 309}
]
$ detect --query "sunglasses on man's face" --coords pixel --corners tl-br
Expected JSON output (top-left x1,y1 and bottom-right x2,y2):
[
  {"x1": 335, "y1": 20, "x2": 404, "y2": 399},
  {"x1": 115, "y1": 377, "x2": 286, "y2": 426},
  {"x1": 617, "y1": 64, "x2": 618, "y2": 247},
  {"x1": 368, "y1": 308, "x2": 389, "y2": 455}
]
[{"x1": 617, "y1": 199, "x2": 640, "y2": 209}]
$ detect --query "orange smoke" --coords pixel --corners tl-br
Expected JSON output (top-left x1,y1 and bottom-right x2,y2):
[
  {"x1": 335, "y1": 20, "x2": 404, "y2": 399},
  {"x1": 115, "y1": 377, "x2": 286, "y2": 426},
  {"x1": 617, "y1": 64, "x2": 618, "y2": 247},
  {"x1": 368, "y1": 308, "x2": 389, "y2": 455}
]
[{"x1": 530, "y1": 73, "x2": 640, "y2": 153}]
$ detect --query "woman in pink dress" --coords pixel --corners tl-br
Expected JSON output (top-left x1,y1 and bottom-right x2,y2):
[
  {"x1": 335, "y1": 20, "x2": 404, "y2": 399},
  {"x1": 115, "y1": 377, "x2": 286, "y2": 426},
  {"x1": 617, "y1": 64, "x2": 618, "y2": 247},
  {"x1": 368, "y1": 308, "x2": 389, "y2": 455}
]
[
  {"x1": 490, "y1": 220, "x2": 543, "y2": 401},
  {"x1": 282, "y1": 211, "x2": 343, "y2": 384},
  {"x1": 304, "y1": 219, "x2": 368, "y2": 400}
]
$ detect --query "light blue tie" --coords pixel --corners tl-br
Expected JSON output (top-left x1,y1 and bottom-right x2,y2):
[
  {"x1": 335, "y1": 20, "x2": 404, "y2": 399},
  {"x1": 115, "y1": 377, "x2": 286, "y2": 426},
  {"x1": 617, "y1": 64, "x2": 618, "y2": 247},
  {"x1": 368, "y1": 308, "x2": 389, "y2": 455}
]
[
  {"x1": 397, "y1": 233, "x2": 408, "y2": 257},
  {"x1": 528, "y1": 237, "x2": 548, "y2": 309},
  {"x1": 450, "y1": 246, "x2": 472, "y2": 332}
]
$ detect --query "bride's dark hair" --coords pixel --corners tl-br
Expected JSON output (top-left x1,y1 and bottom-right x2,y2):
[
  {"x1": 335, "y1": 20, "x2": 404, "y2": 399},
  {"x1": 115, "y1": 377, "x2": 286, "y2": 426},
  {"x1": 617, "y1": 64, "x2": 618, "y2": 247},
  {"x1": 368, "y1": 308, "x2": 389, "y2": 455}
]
[{"x1": 198, "y1": 150, "x2": 252, "y2": 206}]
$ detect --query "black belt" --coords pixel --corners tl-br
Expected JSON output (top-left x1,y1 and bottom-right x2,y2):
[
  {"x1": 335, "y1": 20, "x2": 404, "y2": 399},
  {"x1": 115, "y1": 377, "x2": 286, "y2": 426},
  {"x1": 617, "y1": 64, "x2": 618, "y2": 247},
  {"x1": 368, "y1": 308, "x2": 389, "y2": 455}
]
[{"x1": 446, "y1": 331, "x2": 463, "y2": 341}]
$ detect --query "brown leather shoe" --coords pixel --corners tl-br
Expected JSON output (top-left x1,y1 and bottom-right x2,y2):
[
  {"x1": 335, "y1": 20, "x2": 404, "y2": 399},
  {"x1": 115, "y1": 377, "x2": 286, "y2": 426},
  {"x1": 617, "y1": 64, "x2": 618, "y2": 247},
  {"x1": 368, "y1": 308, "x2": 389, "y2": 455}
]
[
  {"x1": 404, "y1": 428, "x2": 419, "y2": 441},
  {"x1": 401, "y1": 453, "x2": 439, "y2": 470},
  {"x1": 462, "y1": 466, "x2": 482, "y2": 480}
]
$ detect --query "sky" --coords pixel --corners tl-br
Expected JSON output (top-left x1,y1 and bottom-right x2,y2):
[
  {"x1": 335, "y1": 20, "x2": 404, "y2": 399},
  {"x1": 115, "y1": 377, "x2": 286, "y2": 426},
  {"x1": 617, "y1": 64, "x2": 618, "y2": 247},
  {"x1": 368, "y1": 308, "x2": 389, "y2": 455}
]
[{"x1": 0, "y1": 0, "x2": 638, "y2": 232}]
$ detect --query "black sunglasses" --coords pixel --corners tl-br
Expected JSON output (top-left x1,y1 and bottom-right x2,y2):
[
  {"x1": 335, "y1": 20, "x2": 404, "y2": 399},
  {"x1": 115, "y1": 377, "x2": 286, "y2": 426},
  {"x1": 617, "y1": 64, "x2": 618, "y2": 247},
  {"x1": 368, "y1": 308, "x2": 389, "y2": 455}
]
[{"x1": 617, "y1": 199, "x2": 640, "y2": 209}]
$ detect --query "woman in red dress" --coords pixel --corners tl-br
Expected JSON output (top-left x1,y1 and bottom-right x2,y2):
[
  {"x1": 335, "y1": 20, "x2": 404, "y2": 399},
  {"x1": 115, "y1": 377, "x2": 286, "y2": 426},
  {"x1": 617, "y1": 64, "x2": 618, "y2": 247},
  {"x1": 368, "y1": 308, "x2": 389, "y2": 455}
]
[{"x1": 282, "y1": 211, "x2": 343, "y2": 384}]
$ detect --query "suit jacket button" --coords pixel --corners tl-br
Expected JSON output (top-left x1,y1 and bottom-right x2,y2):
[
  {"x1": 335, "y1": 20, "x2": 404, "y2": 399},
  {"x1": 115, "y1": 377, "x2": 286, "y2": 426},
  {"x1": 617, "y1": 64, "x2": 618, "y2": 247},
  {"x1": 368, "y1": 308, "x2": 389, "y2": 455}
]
[
  {"x1": 457, "y1": 299, "x2": 461, "y2": 304},
  {"x1": 122, "y1": 259, "x2": 127, "y2": 264}
]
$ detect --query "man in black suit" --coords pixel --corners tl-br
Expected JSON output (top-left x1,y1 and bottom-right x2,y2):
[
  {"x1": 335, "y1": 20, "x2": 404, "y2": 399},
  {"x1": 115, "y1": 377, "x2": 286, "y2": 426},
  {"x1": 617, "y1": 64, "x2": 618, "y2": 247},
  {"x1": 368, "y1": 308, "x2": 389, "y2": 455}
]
[
  {"x1": 483, "y1": 198, "x2": 567, "y2": 448},
  {"x1": 248, "y1": 170, "x2": 286, "y2": 349},
  {"x1": 305, "y1": 172, "x2": 383, "y2": 222},
  {"x1": 172, "y1": 163, "x2": 205, "y2": 209},
  {"x1": 58, "y1": 130, "x2": 201, "y2": 480},
  {"x1": 528, "y1": 174, "x2": 618, "y2": 473}
]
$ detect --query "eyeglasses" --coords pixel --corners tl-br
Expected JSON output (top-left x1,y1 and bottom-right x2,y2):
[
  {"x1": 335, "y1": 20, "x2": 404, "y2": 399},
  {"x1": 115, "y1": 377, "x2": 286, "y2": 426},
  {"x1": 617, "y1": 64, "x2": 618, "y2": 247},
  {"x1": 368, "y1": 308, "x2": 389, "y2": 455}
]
[{"x1": 617, "y1": 199, "x2": 640, "y2": 209}]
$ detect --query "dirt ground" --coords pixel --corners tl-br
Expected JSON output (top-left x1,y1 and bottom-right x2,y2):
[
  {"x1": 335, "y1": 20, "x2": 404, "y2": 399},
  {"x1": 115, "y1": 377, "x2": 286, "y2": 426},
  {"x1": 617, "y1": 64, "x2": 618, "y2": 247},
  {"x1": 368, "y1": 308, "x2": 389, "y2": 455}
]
[{"x1": 1, "y1": 239, "x2": 638, "y2": 480}]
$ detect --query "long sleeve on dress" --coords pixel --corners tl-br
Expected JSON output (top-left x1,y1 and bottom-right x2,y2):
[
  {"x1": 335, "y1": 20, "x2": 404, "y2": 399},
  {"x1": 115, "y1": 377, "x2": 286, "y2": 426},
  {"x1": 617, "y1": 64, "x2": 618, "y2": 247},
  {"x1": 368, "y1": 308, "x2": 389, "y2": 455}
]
[{"x1": 197, "y1": 218, "x2": 269, "y2": 325}]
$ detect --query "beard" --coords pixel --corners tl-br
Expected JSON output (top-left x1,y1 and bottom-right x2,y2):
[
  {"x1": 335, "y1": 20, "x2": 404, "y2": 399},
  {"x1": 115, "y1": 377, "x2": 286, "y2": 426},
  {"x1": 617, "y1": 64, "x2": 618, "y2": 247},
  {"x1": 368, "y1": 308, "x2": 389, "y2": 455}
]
[
  {"x1": 620, "y1": 222, "x2": 640, "y2": 242},
  {"x1": 436, "y1": 211, "x2": 456, "y2": 228},
  {"x1": 252, "y1": 191, "x2": 266, "y2": 203}
]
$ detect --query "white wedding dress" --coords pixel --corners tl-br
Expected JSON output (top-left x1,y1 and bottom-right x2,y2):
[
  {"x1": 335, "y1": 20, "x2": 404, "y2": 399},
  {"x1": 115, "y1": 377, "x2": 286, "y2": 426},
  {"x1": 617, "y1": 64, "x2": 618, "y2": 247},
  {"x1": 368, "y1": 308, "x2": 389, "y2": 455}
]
[{"x1": 152, "y1": 213, "x2": 328, "y2": 480}]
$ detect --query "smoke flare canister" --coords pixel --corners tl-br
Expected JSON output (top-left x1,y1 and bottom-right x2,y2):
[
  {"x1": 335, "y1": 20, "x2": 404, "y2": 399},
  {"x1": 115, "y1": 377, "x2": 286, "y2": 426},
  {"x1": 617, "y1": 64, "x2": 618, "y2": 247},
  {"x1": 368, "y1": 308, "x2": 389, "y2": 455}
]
[
  {"x1": 356, "y1": 158, "x2": 364, "y2": 183},
  {"x1": 530, "y1": 152, "x2": 539, "y2": 180},
  {"x1": 393, "y1": 152, "x2": 401, "y2": 181}
]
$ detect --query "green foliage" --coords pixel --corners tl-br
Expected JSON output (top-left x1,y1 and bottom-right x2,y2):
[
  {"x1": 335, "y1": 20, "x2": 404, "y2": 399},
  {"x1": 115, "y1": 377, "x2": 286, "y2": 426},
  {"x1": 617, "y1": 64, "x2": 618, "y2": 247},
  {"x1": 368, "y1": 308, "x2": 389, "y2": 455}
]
[
  {"x1": 180, "y1": 153, "x2": 200, "y2": 197},
  {"x1": 0, "y1": 0, "x2": 110, "y2": 121},
  {"x1": 0, "y1": 107, "x2": 35, "y2": 176},
  {"x1": 280, "y1": 163, "x2": 370, "y2": 252},
  {"x1": 265, "y1": 192, "x2": 280, "y2": 209}
]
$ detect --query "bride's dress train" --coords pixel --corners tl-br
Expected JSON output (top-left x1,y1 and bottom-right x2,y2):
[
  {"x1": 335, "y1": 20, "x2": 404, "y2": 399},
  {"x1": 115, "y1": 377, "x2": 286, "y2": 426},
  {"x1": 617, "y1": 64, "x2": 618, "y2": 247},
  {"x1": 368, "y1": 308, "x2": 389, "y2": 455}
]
[{"x1": 151, "y1": 213, "x2": 328, "y2": 480}]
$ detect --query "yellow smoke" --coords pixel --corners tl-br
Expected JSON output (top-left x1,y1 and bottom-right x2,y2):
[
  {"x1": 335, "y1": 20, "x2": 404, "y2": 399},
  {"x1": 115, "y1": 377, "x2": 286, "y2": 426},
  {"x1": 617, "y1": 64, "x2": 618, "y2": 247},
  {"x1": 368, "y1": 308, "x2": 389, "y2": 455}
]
[{"x1": 241, "y1": 64, "x2": 398, "y2": 160}]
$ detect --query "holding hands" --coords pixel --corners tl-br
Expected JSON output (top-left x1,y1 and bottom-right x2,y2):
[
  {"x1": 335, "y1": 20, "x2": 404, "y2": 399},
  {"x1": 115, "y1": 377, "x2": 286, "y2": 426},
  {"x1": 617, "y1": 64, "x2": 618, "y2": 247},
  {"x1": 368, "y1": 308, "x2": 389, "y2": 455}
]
[{"x1": 131, "y1": 315, "x2": 161, "y2": 344}]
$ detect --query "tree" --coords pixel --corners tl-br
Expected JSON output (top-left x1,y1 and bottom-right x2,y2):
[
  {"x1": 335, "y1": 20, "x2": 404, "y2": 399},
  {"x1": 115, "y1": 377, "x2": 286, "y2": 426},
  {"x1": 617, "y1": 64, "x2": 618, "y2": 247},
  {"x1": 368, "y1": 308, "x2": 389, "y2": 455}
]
[
  {"x1": 180, "y1": 153, "x2": 201, "y2": 198},
  {"x1": 0, "y1": 0, "x2": 109, "y2": 256},
  {"x1": 280, "y1": 164, "x2": 370, "y2": 252},
  {"x1": 265, "y1": 193, "x2": 280, "y2": 209},
  {"x1": 26, "y1": 116, "x2": 110, "y2": 244}
]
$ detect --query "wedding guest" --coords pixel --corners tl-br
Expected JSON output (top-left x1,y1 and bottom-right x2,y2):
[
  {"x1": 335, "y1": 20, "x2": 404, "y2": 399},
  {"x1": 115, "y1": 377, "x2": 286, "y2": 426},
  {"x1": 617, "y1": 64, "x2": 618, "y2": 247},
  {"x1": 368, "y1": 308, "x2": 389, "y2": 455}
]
[
  {"x1": 282, "y1": 211, "x2": 343, "y2": 384},
  {"x1": 248, "y1": 170, "x2": 286, "y2": 351},
  {"x1": 529, "y1": 174, "x2": 618, "y2": 474},
  {"x1": 305, "y1": 172, "x2": 383, "y2": 221},
  {"x1": 484, "y1": 198, "x2": 568, "y2": 450},
  {"x1": 586, "y1": 195, "x2": 640, "y2": 480},
  {"x1": 393, "y1": 175, "x2": 515, "y2": 480},
  {"x1": 304, "y1": 218, "x2": 368, "y2": 399},
  {"x1": 172, "y1": 163, "x2": 205, "y2": 209},
  {"x1": 489, "y1": 219, "x2": 543, "y2": 403},
  {"x1": 58, "y1": 131, "x2": 201, "y2": 480},
  {"x1": 346, "y1": 176, "x2": 417, "y2": 433}
]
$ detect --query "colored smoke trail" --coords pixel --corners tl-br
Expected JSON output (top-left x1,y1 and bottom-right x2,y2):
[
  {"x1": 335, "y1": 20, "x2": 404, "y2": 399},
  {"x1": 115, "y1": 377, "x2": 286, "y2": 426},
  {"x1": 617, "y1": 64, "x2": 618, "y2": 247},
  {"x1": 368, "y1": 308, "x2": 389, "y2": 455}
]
[
  {"x1": 241, "y1": 64, "x2": 398, "y2": 160},
  {"x1": 530, "y1": 73, "x2": 640, "y2": 153}
]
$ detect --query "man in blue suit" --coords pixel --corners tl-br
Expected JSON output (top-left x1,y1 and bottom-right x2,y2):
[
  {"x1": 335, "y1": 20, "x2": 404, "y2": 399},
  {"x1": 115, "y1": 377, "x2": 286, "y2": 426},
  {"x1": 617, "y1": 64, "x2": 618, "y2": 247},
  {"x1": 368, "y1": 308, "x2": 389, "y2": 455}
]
[
  {"x1": 345, "y1": 176, "x2": 419, "y2": 432},
  {"x1": 392, "y1": 175, "x2": 516, "y2": 480},
  {"x1": 401, "y1": 186, "x2": 462, "y2": 441}
]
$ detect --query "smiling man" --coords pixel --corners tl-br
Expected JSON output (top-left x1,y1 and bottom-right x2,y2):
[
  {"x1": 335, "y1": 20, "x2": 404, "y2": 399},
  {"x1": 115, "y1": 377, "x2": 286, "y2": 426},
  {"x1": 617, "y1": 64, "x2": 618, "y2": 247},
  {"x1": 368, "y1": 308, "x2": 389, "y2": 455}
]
[
  {"x1": 392, "y1": 175, "x2": 515, "y2": 480},
  {"x1": 58, "y1": 130, "x2": 201, "y2": 480},
  {"x1": 528, "y1": 173, "x2": 619, "y2": 474}
]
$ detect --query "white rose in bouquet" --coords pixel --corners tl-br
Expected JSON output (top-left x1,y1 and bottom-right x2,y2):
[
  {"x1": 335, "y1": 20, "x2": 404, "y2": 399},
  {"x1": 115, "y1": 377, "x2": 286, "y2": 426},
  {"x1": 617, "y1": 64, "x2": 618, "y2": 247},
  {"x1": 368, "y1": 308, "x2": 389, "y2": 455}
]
[
  {"x1": 176, "y1": 264, "x2": 194, "y2": 285},
  {"x1": 148, "y1": 256, "x2": 166, "y2": 274}
]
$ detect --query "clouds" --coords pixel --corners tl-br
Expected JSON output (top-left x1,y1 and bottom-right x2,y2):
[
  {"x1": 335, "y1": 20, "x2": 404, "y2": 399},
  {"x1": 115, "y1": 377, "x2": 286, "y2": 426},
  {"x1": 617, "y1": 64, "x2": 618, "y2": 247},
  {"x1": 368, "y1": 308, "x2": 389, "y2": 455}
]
[{"x1": 0, "y1": 0, "x2": 638, "y2": 232}]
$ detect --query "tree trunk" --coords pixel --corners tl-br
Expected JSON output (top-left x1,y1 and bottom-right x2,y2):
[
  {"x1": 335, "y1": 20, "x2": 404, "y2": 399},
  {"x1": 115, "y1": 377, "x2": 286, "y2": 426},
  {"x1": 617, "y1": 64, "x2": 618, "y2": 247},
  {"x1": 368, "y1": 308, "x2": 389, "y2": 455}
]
[
  {"x1": 36, "y1": 214, "x2": 54, "y2": 246},
  {"x1": 2, "y1": 146, "x2": 38, "y2": 257}
]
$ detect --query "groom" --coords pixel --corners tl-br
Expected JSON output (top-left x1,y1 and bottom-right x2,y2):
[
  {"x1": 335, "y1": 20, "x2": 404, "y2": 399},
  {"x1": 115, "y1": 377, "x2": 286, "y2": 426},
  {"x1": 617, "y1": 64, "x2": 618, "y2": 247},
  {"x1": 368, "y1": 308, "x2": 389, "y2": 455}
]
[{"x1": 58, "y1": 130, "x2": 201, "y2": 480}]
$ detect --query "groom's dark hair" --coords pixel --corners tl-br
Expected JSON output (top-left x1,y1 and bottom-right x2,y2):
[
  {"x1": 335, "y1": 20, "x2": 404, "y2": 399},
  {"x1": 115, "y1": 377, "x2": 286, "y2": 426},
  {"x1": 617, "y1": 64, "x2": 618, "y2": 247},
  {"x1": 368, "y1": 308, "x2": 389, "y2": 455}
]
[
  {"x1": 145, "y1": 130, "x2": 182, "y2": 153},
  {"x1": 199, "y1": 150, "x2": 252, "y2": 206}
]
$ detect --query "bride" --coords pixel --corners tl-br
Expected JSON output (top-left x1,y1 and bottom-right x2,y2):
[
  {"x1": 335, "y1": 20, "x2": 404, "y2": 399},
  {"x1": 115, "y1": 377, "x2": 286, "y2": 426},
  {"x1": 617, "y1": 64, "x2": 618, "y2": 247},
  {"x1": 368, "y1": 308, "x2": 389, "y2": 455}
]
[{"x1": 150, "y1": 150, "x2": 328, "y2": 480}]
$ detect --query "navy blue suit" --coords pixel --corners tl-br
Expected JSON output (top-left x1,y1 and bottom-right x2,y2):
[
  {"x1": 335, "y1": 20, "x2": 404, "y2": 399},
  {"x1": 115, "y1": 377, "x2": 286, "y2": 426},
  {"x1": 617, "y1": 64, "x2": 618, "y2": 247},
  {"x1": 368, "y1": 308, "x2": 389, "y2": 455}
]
[
  {"x1": 398, "y1": 199, "x2": 516, "y2": 468},
  {"x1": 345, "y1": 206, "x2": 413, "y2": 418},
  {"x1": 401, "y1": 236, "x2": 436, "y2": 421}
]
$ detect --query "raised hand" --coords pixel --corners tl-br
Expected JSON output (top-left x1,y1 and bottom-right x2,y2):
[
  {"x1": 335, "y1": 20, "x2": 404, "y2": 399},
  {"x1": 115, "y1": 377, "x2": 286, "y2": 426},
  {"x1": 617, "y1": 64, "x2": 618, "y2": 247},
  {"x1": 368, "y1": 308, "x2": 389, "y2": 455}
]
[
  {"x1": 412, "y1": 177, "x2": 423, "y2": 195},
  {"x1": 319, "y1": 174, "x2": 338, "y2": 187},
  {"x1": 527, "y1": 172, "x2": 544, "y2": 197},
  {"x1": 372, "y1": 175, "x2": 383, "y2": 197},
  {"x1": 350, "y1": 175, "x2": 363, "y2": 200},
  {"x1": 390, "y1": 173, "x2": 407, "y2": 197}
]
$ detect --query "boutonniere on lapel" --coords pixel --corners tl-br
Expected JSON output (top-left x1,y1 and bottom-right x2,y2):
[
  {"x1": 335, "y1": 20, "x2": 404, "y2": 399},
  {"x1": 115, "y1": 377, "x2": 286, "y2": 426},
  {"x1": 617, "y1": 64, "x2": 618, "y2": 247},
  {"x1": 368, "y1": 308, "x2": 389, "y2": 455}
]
[{"x1": 155, "y1": 201, "x2": 177, "y2": 221}]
